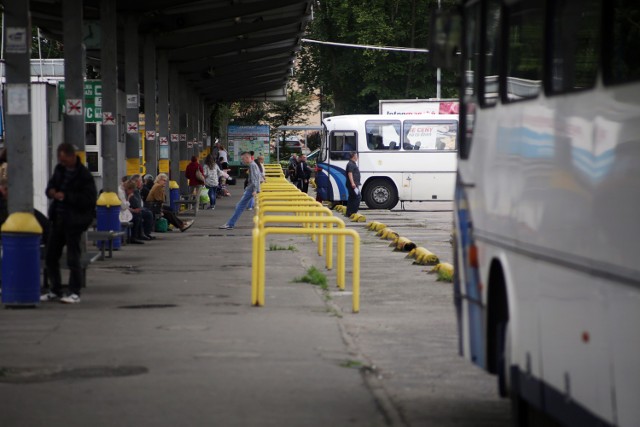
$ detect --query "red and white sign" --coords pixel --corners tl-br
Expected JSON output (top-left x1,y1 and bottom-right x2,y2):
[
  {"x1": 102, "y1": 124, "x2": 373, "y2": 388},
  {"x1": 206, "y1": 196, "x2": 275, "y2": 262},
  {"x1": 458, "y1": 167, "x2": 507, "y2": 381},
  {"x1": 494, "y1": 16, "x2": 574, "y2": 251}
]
[
  {"x1": 159, "y1": 137, "x2": 168, "y2": 146},
  {"x1": 187, "y1": 140, "x2": 193, "y2": 148},
  {"x1": 170, "y1": 134, "x2": 179, "y2": 142},
  {"x1": 180, "y1": 134, "x2": 187, "y2": 142},
  {"x1": 66, "y1": 99, "x2": 82, "y2": 115},
  {"x1": 146, "y1": 130, "x2": 156, "y2": 141},
  {"x1": 127, "y1": 122, "x2": 138, "y2": 133},
  {"x1": 102, "y1": 112, "x2": 115, "y2": 125}
]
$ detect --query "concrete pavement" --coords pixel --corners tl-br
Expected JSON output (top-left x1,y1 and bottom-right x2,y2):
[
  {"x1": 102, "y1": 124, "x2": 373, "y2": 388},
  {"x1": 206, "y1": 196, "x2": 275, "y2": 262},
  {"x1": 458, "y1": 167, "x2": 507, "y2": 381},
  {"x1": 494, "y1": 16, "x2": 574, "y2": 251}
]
[
  {"x1": 0, "y1": 189, "x2": 510, "y2": 426},
  {"x1": 0, "y1": 190, "x2": 387, "y2": 427}
]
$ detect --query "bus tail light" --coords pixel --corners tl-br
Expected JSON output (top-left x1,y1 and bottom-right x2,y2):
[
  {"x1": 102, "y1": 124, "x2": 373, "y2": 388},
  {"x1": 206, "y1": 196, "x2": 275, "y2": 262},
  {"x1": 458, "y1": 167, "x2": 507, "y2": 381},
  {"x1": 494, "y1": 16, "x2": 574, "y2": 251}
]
[{"x1": 469, "y1": 244, "x2": 479, "y2": 268}]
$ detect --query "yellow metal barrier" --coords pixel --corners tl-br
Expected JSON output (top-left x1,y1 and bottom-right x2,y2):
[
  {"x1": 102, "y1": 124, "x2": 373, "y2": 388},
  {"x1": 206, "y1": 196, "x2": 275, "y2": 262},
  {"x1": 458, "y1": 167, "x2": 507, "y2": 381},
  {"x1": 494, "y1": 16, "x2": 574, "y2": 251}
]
[
  {"x1": 257, "y1": 205, "x2": 335, "y2": 260},
  {"x1": 253, "y1": 218, "x2": 360, "y2": 313},
  {"x1": 250, "y1": 180, "x2": 360, "y2": 312}
]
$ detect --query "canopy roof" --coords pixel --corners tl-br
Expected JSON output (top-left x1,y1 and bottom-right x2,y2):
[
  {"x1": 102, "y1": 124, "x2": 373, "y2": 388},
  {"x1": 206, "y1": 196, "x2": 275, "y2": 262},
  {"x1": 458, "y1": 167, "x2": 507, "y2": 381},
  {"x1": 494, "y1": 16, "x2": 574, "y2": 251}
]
[{"x1": 29, "y1": 0, "x2": 312, "y2": 102}]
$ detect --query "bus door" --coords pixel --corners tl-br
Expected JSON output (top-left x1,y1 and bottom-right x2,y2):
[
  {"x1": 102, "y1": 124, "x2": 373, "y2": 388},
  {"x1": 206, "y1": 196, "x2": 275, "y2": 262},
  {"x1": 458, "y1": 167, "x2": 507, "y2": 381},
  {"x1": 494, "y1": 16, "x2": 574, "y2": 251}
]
[{"x1": 318, "y1": 130, "x2": 356, "y2": 202}]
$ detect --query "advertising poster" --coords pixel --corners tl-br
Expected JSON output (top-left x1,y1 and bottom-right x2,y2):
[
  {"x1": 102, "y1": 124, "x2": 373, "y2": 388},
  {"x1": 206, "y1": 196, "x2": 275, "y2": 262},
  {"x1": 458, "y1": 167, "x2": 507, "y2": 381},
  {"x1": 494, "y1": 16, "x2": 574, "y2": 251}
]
[{"x1": 227, "y1": 125, "x2": 270, "y2": 165}]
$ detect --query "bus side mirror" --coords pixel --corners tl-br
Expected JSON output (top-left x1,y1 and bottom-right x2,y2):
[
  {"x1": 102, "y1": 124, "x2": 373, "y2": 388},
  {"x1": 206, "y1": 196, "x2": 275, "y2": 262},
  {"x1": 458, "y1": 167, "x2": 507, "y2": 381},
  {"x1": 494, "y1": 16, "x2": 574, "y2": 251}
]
[{"x1": 429, "y1": 10, "x2": 462, "y2": 69}]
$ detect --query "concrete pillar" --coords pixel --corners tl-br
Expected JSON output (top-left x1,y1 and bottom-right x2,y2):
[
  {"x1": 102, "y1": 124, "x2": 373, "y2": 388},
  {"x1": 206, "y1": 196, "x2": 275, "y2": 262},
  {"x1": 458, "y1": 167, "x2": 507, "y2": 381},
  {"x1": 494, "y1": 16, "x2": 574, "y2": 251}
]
[
  {"x1": 100, "y1": 0, "x2": 118, "y2": 193},
  {"x1": 3, "y1": 0, "x2": 33, "y2": 214},
  {"x1": 157, "y1": 51, "x2": 169, "y2": 176},
  {"x1": 179, "y1": 79, "x2": 189, "y2": 190},
  {"x1": 169, "y1": 66, "x2": 180, "y2": 184},
  {"x1": 1, "y1": 0, "x2": 43, "y2": 305},
  {"x1": 143, "y1": 35, "x2": 157, "y2": 177},
  {"x1": 124, "y1": 15, "x2": 141, "y2": 176},
  {"x1": 189, "y1": 90, "x2": 197, "y2": 159},
  {"x1": 63, "y1": 0, "x2": 85, "y2": 159}
]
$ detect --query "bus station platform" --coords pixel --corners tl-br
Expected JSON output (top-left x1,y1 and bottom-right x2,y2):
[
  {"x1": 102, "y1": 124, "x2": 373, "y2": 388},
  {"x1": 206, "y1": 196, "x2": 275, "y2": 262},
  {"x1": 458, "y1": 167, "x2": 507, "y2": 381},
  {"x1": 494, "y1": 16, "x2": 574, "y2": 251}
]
[
  {"x1": 0, "y1": 190, "x2": 388, "y2": 427},
  {"x1": 0, "y1": 189, "x2": 508, "y2": 427}
]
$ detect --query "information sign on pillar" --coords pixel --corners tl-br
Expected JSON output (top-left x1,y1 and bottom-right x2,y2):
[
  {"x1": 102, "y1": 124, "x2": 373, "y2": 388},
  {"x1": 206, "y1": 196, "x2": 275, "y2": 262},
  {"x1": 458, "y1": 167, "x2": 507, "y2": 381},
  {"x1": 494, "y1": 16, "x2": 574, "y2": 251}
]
[
  {"x1": 180, "y1": 134, "x2": 187, "y2": 142},
  {"x1": 146, "y1": 130, "x2": 156, "y2": 141},
  {"x1": 127, "y1": 122, "x2": 139, "y2": 134},
  {"x1": 187, "y1": 139, "x2": 193, "y2": 148},
  {"x1": 159, "y1": 137, "x2": 169, "y2": 161},
  {"x1": 170, "y1": 134, "x2": 179, "y2": 143},
  {"x1": 126, "y1": 94, "x2": 138, "y2": 109}
]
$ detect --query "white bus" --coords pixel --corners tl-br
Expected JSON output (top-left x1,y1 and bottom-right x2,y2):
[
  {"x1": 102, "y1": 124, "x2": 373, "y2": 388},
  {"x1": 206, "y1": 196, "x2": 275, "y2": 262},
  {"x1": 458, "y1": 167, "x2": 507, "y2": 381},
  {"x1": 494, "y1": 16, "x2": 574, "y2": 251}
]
[
  {"x1": 441, "y1": 0, "x2": 640, "y2": 426},
  {"x1": 315, "y1": 112, "x2": 458, "y2": 209}
]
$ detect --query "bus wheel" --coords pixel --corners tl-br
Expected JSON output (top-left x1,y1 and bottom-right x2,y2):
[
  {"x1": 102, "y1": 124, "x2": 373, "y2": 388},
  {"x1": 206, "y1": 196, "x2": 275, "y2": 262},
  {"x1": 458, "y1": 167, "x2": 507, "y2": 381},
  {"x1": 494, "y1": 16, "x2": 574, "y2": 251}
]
[
  {"x1": 497, "y1": 320, "x2": 511, "y2": 397},
  {"x1": 364, "y1": 179, "x2": 398, "y2": 210}
]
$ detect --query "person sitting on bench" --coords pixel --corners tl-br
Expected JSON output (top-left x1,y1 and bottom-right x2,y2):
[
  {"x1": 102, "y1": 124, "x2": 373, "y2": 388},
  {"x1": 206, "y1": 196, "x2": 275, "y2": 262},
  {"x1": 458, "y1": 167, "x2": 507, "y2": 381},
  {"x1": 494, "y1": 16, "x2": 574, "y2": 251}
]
[{"x1": 145, "y1": 173, "x2": 193, "y2": 232}]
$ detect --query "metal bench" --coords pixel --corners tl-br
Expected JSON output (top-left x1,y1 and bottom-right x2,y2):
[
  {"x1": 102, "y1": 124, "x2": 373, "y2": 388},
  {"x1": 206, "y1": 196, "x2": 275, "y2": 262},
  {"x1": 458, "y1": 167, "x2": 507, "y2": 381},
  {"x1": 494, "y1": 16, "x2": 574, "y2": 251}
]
[{"x1": 87, "y1": 230, "x2": 125, "y2": 260}]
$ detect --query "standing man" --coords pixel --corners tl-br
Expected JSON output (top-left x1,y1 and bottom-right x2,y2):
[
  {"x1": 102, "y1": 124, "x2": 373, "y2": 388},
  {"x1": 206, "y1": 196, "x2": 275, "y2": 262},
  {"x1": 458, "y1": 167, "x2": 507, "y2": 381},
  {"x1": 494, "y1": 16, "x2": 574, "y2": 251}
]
[
  {"x1": 287, "y1": 153, "x2": 298, "y2": 182},
  {"x1": 219, "y1": 151, "x2": 261, "y2": 230},
  {"x1": 296, "y1": 154, "x2": 312, "y2": 193},
  {"x1": 345, "y1": 151, "x2": 361, "y2": 217},
  {"x1": 41, "y1": 143, "x2": 97, "y2": 304}
]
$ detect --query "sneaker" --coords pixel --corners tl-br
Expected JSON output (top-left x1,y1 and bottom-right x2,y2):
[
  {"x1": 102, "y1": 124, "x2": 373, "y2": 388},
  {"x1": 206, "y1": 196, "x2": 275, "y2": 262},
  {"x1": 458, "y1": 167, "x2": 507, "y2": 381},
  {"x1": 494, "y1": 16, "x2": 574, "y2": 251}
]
[
  {"x1": 60, "y1": 293, "x2": 81, "y2": 304},
  {"x1": 40, "y1": 292, "x2": 61, "y2": 302},
  {"x1": 247, "y1": 207, "x2": 253, "y2": 211},
  {"x1": 218, "y1": 224, "x2": 234, "y2": 230}
]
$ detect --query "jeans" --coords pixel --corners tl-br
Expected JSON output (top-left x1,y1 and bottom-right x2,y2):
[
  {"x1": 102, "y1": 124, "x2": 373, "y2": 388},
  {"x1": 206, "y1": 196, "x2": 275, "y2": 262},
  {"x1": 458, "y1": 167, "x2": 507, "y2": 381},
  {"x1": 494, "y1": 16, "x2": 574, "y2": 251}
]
[
  {"x1": 226, "y1": 187, "x2": 255, "y2": 227},
  {"x1": 45, "y1": 217, "x2": 83, "y2": 296},
  {"x1": 141, "y1": 208, "x2": 154, "y2": 236},
  {"x1": 206, "y1": 185, "x2": 217, "y2": 207},
  {"x1": 131, "y1": 213, "x2": 143, "y2": 239}
]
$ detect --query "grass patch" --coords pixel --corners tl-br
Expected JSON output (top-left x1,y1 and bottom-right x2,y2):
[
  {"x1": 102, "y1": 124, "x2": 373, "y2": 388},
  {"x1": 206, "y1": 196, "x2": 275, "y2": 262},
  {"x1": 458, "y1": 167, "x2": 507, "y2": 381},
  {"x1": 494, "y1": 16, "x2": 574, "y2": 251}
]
[
  {"x1": 268, "y1": 244, "x2": 297, "y2": 252},
  {"x1": 293, "y1": 266, "x2": 328, "y2": 289},
  {"x1": 340, "y1": 359, "x2": 364, "y2": 369}
]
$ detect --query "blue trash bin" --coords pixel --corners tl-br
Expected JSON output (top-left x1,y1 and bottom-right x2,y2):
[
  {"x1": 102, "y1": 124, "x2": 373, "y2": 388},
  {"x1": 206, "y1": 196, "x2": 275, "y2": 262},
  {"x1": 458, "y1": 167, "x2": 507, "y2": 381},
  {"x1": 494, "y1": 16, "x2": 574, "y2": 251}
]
[
  {"x1": 1, "y1": 233, "x2": 41, "y2": 306},
  {"x1": 170, "y1": 188, "x2": 180, "y2": 213},
  {"x1": 97, "y1": 205, "x2": 122, "y2": 250}
]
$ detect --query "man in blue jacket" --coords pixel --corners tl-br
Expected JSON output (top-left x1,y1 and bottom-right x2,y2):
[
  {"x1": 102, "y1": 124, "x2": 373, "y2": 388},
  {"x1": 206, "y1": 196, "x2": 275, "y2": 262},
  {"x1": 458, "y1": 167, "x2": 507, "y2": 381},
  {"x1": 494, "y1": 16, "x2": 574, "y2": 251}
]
[
  {"x1": 219, "y1": 151, "x2": 260, "y2": 230},
  {"x1": 41, "y1": 143, "x2": 97, "y2": 304}
]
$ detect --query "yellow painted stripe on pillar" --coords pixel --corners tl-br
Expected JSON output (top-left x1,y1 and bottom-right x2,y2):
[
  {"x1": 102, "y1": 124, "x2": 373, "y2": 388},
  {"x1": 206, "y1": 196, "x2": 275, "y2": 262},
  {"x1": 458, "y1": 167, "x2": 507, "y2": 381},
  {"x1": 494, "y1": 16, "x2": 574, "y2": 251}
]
[
  {"x1": 1, "y1": 212, "x2": 43, "y2": 234},
  {"x1": 179, "y1": 160, "x2": 189, "y2": 171},
  {"x1": 77, "y1": 151, "x2": 86, "y2": 166},
  {"x1": 126, "y1": 158, "x2": 141, "y2": 176},
  {"x1": 158, "y1": 159, "x2": 170, "y2": 173}
]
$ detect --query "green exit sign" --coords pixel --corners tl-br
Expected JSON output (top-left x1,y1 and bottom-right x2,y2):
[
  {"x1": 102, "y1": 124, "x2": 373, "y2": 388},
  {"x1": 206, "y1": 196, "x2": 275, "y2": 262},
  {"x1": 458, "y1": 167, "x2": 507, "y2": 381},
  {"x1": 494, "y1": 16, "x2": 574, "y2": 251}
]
[{"x1": 58, "y1": 80, "x2": 102, "y2": 123}]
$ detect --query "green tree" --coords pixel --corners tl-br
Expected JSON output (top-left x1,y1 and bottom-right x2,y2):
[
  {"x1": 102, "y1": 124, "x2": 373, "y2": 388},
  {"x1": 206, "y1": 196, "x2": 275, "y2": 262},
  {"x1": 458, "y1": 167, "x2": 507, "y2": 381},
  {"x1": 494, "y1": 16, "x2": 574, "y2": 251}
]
[
  {"x1": 264, "y1": 83, "x2": 316, "y2": 158},
  {"x1": 297, "y1": 0, "x2": 459, "y2": 114},
  {"x1": 31, "y1": 27, "x2": 63, "y2": 59},
  {"x1": 229, "y1": 101, "x2": 267, "y2": 125}
]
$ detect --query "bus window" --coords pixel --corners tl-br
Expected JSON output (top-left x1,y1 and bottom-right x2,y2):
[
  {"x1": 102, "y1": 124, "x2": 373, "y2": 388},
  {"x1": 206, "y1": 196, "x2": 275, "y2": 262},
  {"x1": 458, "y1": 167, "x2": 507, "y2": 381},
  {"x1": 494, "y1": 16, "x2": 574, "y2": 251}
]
[
  {"x1": 329, "y1": 131, "x2": 357, "y2": 160},
  {"x1": 503, "y1": 0, "x2": 544, "y2": 102},
  {"x1": 404, "y1": 121, "x2": 458, "y2": 151},
  {"x1": 460, "y1": 0, "x2": 480, "y2": 159},
  {"x1": 604, "y1": 1, "x2": 640, "y2": 85},
  {"x1": 365, "y1": 121, "x2": 401, "y2": 150},
  {"x1": 482, "y1": 0, "x2": 501, "y2": 106},
  {"x1": 548, "y1": 0, "x2": 600, "y2": 94}
]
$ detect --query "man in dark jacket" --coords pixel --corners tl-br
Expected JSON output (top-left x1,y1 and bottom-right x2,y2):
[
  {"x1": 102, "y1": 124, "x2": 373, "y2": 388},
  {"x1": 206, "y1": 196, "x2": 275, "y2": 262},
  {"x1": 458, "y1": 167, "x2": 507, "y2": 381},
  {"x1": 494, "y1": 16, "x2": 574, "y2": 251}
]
[
  {"x1": 345, "y1": 152, "x2": 361, "y2": 217},
  {"x1": 296, "y1": 154, "x2": 312, "y2": 193},
  {"x1": 41, "y1": 143, "x2": 97, "y2": 304}
]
